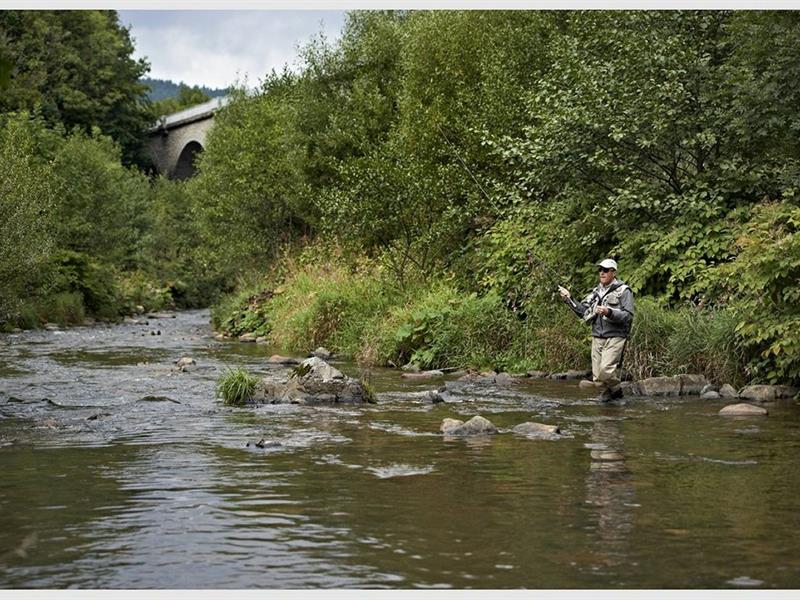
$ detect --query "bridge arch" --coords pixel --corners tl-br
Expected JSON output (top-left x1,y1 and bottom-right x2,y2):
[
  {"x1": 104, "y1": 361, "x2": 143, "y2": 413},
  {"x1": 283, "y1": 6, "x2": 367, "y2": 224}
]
[{"x1": 173, "y1": 141, "x2": 203, "y2": 180}]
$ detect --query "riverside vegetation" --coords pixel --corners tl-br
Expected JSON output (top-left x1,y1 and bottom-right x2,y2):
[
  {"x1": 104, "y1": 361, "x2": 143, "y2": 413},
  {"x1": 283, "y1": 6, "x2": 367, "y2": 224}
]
[{"x1": 2, "y1": 10, "x2": 800, "y2": 388}]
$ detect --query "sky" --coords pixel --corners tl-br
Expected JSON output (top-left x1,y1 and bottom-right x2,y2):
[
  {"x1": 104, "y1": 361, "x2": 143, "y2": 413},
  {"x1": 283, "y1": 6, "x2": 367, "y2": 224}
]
[{"x1": 118, "y1": 10, "x2": 348, "y2": 90}]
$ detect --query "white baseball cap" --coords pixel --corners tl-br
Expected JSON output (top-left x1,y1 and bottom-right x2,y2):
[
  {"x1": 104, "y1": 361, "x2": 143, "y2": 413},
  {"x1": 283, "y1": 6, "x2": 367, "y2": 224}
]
[{"x1": 597, "y1": 258, "x2": 618, "y2": 270}]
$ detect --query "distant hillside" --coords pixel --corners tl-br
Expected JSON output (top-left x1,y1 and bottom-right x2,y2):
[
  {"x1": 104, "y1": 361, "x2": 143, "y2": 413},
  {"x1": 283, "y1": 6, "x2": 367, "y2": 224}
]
[{"x1": 142, "y1": 77, "x2": 229, "y2": 102}]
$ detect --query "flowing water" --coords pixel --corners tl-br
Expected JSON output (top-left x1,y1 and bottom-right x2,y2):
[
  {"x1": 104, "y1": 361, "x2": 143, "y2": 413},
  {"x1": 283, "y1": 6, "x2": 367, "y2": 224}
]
[{"x1": 1, "y1": 310, "x2": 799, "y2": 589}]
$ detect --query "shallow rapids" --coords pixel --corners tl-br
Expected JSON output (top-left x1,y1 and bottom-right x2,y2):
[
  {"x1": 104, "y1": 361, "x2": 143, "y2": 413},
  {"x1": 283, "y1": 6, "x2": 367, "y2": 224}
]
[{"x1": 1, "y1": 310, "x2": 799, "y2": 588}]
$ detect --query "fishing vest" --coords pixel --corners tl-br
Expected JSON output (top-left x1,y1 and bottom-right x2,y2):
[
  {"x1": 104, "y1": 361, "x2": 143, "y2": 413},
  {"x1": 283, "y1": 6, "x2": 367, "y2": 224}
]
[{"x1": 582, "y1": 282, "x2": 630, "y2": 322}]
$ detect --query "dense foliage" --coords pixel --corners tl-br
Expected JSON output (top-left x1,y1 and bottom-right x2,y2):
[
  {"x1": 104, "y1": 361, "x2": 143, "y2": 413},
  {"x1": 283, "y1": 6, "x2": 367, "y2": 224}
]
[
  {"x1": 197, "y1": 10, "x2": 800, "y2": 385},
  {"x1": 0, "y1": 10, "x2": 153, "y2": 165},
  {"x1": 2, "y1": 9, "x2": 799, "y2": 385}
]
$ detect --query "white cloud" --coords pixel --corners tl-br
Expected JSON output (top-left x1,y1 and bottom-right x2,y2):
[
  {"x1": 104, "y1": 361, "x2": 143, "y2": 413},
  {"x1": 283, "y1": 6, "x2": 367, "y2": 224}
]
[{"x1": 121, "y1": 10, "x2": 346, "y2": 89}]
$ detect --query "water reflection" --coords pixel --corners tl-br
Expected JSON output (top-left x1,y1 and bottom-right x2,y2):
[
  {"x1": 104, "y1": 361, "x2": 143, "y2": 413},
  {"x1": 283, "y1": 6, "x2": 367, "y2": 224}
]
[{"x1": 583, "y1": 416, "x2": 636, "y2": 576}]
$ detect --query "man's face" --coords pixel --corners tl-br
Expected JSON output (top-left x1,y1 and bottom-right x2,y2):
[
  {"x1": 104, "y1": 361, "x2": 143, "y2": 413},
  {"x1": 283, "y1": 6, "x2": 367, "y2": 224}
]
[{"x1": 598, "y1": 267, "x2": 615, "y2": 286}]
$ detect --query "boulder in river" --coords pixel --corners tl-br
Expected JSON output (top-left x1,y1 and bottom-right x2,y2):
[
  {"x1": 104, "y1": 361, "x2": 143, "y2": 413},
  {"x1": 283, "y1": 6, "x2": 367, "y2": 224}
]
[
  {"x1": 719, "y1": 403, "x2": 768, "y2": 416},
  {"x1": 440, "y1": 415, "x2": 498, "y2": 436},
  {"x1": 621, "y1": 381, "x2": 642, "y2": 396},
  {"x1": 739, "y1": 384, "x2": 798, "y2": 403},
  {"x1": 679, "y1": 374, "x2": 708, "y2": 395},
  {"x1": 407, "y1": 389, "x2": 445, "y2": 404},
  {"x1": 527, "y1": 371, "x2": 549, "y2": 379},
  {"x1": 579, "y1": 379, "x2": 598, "y2": 390},
  {"x1": 257, "y1": 357, "x2": 374, "y2": 405},
  {"x1": 511, "y1": 422, "x2": 561, "y2": 440},
  {"x1": 718, "y1": 384, "x2": 739, "y2": 398},
  {"x1": 175, "y1": 357, "x2": 196, "y2": 371},
  {"x1": 238, "y1": 333, "x2": 257, "y2": 343},
  {"x1": 636, "y1": 376, "x2": 682, "y2": 396},
  {"x1": 310, "y1": 347, "x2": 333, "y2": 360}
]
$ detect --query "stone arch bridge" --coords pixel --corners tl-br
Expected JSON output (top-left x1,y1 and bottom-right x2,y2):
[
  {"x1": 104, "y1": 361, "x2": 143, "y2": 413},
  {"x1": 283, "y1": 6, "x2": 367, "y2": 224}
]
[{"x1": 146, "y1": 96, "x2": 230, "y2": 179}]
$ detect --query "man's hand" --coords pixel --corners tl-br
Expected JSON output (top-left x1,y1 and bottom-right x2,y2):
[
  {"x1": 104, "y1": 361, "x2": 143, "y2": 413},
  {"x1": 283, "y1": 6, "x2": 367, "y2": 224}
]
[
  {"x1": 558, "y1": 286, "x2": 571, "y2": 300},
  {"x1": 595, "y1": 306, "x2": 611, "y2": 317}
]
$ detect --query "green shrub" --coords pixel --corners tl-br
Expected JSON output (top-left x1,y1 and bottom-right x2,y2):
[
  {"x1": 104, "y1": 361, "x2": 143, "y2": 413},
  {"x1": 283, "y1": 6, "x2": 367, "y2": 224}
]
[
  {"x1": 38, "y1": 292, "x2": 86, "y2": 326},
  {"x1": 115, "y1": 271, "x2": 174, "y2": 314},
  {"x1": 216, "y1": 368, "x2": 259, "y2": 406},
  {"x1": 626, "y1": 298, "x2": 747, "y2": 385},
  {"x1": 715, "y1": 202, "x2": 800, "y2": 384},
  {"x1": 46, "y1": 251, "x2": 121, "y2": 319}
]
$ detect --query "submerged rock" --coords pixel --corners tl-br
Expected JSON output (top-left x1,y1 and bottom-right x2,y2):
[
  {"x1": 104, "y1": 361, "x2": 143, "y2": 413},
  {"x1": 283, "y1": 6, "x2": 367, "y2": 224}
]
[
  {"x1": 719, "y1": 403, "x2": 768, "y2": 416},
  {"x1": 440, "y1": 415, "x2": 498, "y2": 436},
  {"x1": 407, "y1": 389, "x2": 445, "y2": 404},
  {"x1": 511, "y1": 422, "x2": 561, "y2": 440},
  {"x1": 137, "y1": 395, "x2": 181, "y2": 404},
  {"x1": 579, "y1": 379, "x2": 598, "y2": 390},
  {"x1": 256, "y1": 357, "x2": 374, "y2": 405},
  {"x1": 701, "y1": 390, "x2": 721, "y2": 399},
  {"x1": 401, "y1": 370, "x2": 444, "y2": 380},
  {"x1": 267, "y1": 355, "x2": 301, "y2": 365},
  {"x1": 494, "y1": 372, "x2": 520, "y2": 385},
  {"x1": 550, "y1": 370, "x2": 591, "y2": 380},
  {"x1": 247, "y1": 438, "x2": 282, "y2": 449}
]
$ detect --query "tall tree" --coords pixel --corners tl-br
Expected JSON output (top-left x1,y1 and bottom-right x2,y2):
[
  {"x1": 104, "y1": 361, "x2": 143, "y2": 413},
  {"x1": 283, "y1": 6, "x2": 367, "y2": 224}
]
[{"x1": 0, "y1": 10, "x2": 153, "y2": 164}]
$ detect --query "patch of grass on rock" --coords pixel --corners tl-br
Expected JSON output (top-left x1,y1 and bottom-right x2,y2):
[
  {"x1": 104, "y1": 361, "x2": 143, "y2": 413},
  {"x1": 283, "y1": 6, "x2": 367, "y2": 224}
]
[{"x1": 217, "y1": 367, "x2": 259, "y2": 406}]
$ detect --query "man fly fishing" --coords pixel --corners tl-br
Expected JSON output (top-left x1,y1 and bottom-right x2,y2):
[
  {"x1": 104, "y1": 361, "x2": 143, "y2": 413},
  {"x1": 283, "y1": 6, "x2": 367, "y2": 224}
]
[{"x1": 558, "y1": 259, "x2": 634, "y2": 402}]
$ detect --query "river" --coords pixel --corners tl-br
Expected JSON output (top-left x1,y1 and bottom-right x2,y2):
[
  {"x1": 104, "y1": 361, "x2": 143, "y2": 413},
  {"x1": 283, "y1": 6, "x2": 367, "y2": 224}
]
[{"x1": 1, "y1": 310, "x2": 799, "y2": 589}]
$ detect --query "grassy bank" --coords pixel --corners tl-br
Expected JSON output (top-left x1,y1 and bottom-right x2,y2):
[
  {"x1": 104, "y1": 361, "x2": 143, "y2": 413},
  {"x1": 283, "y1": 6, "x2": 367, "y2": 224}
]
[{"x1": 212, "y1": 250, "x2": 750, "y2": 387}]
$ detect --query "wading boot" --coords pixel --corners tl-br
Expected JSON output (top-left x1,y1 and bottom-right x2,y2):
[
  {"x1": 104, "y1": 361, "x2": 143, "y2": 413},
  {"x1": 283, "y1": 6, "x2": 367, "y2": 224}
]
[{"x1": 597, "y1": 388, "x2": 613, "y2": 402}]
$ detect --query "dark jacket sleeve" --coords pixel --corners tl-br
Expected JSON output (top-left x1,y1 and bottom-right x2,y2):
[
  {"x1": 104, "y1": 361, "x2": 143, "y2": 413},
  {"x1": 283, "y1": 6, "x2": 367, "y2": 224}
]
[
  {"x1": 606, "y1": 288, "x2": 634, "y2": 326},
  {"x1": 568, "y1": 292, "x2": 595, "y2": 319}
]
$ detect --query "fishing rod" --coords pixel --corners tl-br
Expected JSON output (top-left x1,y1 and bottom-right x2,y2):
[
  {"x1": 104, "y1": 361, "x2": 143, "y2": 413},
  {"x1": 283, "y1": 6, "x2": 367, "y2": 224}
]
[{"x1": 435, "y1": 122, "x2": 494, "y2": 205}]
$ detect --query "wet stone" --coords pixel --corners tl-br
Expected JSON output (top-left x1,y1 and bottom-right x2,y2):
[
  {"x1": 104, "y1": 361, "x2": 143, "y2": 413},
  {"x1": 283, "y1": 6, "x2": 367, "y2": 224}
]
[
  {"x1": 550, "y1": 370, "x2": 591, "y2": 380},
  {"x1": 311, "y1": 347, "x2": 332, "y2": 360},
  {"x1": 636, "y1": 376, "x2": 682, "y2": 396},
  {"x1": 440, "y1": 415, "x2": 498, "y2": 436},
  {"x1": 719, "y1": 384, "x2": 739, "y2": 398},
  {"x1": 511, "y1": 422, "x2": 561, "y2": 440},
  {"x1": 719, "y1": 403, "x2": 768, "y2": 416},
  {"x1": 407, "y1": 389, "x2": 445, "y2": 404},
  {"x1": 679, "y1": 374, "x2": 708, "y2": 395},
  {"x1": 267, "y1": 355, "x2": 301, "y2": 365},
  {"x1": 401, "y1": 370, "x2": 444, "y2": 380}
]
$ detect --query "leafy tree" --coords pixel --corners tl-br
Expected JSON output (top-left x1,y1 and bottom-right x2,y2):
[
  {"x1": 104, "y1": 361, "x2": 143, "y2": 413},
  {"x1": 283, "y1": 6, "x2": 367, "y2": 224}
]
[
  {"x1": 50, "y1": 127, "x2": 152, "y2": 269},
  {"x1": 0, "y1": 10, "x2": 153, "y2": 164},
  {"x1": 0, "y1": 113, "x2": 56, "y2": 322}
]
